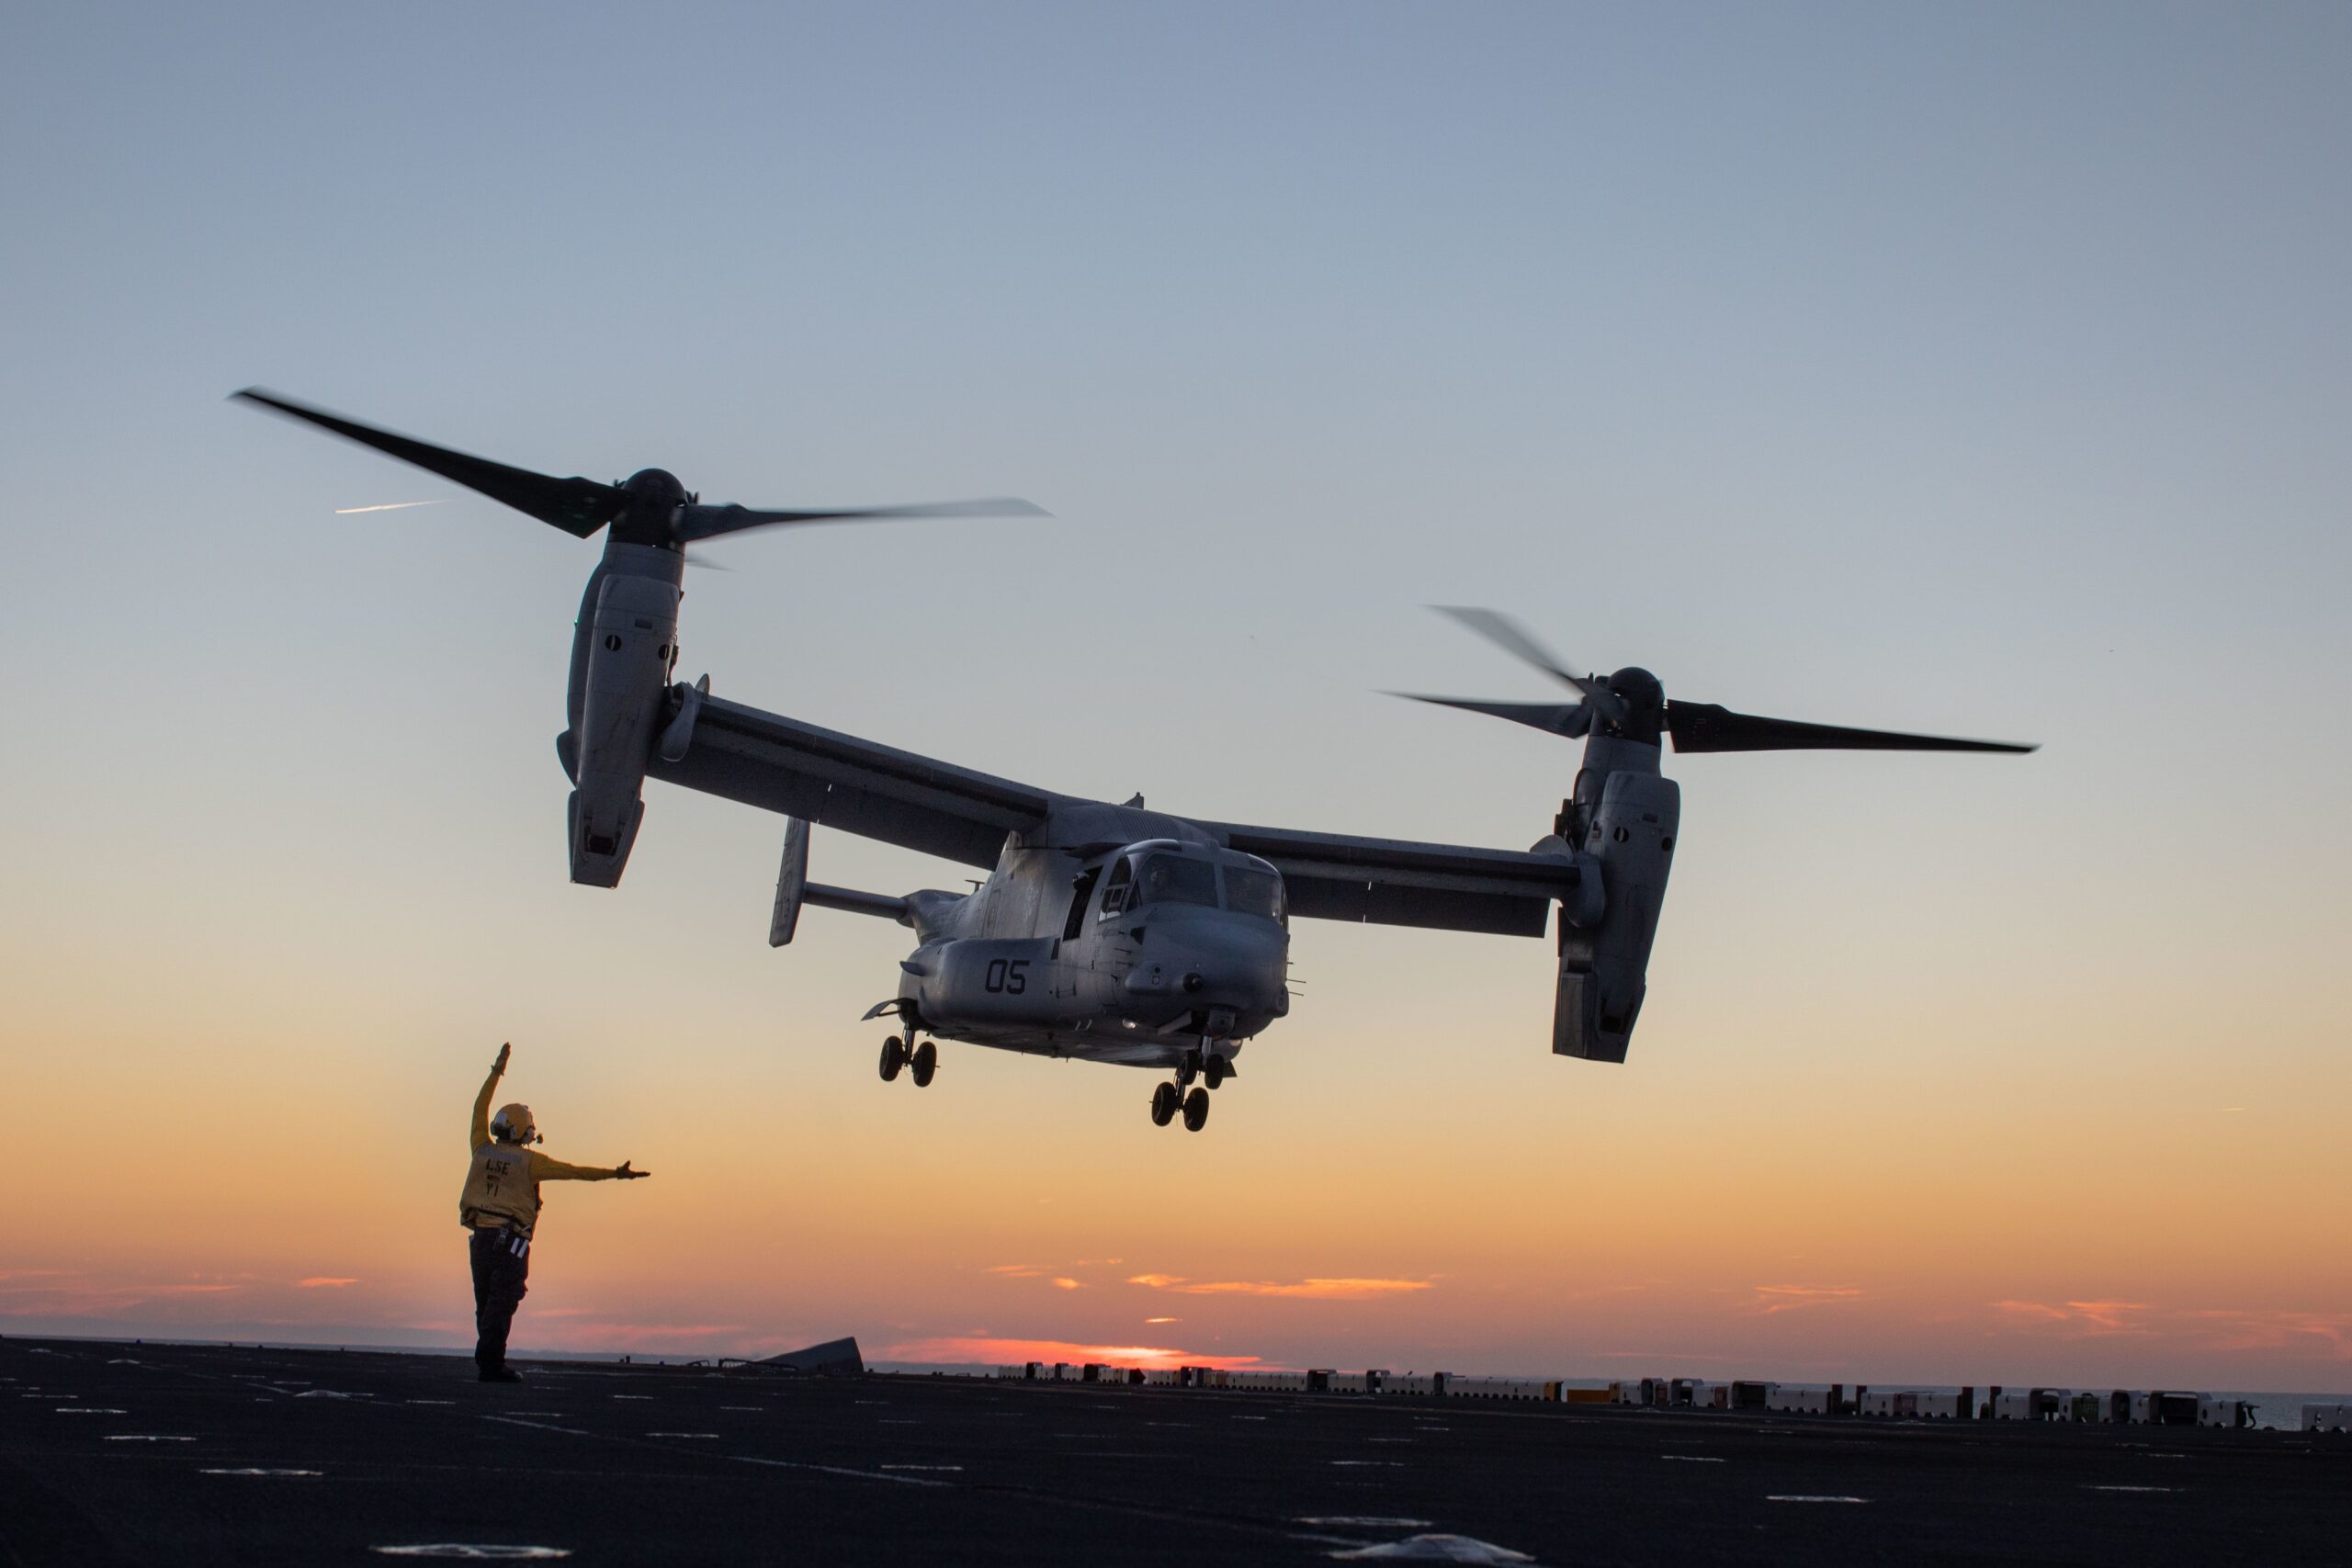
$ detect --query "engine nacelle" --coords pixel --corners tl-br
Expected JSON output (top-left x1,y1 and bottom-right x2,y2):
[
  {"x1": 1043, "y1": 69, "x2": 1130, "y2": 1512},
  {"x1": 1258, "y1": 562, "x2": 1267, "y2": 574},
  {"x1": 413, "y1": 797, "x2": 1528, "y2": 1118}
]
[
  {"x1": 566, "y1": 561, "x2": 680, "y2": 886},
  {"x1": 1555, "y1": 769, "x2": 1679, "y2": 1062}
]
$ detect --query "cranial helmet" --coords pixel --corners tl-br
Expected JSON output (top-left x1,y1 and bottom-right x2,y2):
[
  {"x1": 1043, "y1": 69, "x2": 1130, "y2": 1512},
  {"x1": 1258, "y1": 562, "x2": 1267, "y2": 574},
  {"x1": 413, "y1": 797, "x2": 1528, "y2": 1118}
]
[{"x1": 491, "y1": 1102, "x2": 539, "y2": 1145}]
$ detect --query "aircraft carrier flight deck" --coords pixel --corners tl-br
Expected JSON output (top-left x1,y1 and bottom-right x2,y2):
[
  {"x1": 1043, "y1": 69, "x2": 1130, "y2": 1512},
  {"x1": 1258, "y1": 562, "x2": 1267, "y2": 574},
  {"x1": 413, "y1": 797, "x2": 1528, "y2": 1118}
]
[{"x1": 3, "y1": 1337, "x2": 2344, "y2": 1566}]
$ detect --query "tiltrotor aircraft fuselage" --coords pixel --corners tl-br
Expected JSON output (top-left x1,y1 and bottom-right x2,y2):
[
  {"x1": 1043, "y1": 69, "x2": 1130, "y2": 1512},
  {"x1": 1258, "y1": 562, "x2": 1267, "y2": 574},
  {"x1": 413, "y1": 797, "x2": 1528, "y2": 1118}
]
[{"x1": 240, "y1": 389, "x2": 2033, "y2": 1133}]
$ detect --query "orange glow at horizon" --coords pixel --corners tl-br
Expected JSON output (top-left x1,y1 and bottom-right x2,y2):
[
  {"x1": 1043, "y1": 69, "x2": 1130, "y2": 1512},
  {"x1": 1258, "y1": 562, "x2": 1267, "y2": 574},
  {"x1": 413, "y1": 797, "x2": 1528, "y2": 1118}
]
[
  {"x1": 884, "y1": 1337, "x2": 1265, "y2": 1372},
  {"x1": 1126, "y1": 1276, "x2": 1433, "y2": 1300},
  {"x1": 3, "y1": 839, "x2": 2349, "y2": 1393}
]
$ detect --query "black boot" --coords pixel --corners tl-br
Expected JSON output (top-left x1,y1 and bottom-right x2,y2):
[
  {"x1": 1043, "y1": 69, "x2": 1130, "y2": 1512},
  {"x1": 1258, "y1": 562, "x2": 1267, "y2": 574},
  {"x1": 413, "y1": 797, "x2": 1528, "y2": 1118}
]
[{"x1": 477, "y1": 1363, "x2": 523, "y2": 1384}]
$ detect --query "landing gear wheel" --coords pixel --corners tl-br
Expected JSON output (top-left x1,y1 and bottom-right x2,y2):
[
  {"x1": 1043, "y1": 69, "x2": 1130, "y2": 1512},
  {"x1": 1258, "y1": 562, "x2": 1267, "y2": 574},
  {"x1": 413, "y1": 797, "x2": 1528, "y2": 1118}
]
[
  {"x1": 1203, "y1": 1057, "x2": 1227, "y2": 1090},
  {"x1": 878, "y1": 1036, "x2": 907, "y2": 1082},
  {"x1": 1182, "y1": 1086, "x2": 1210, "y2": 1132},
  {"x1": 1150, "y1": 1081, "x2": 1180, "y2": 1126},
  {"x1": 910, "y1": 1041, "x2": 938, "y2": 1088}
]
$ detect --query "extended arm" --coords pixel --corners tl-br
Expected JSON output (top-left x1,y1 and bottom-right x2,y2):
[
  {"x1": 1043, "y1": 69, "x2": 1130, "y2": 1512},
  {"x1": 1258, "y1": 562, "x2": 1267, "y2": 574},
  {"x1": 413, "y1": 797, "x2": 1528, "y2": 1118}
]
[
  {"x1": 471, "y1": 1042, "x2": 510, "y2": 1150},
  {"x1": 529, "y1": 1152, "x2": 649, "y2": 1175}
]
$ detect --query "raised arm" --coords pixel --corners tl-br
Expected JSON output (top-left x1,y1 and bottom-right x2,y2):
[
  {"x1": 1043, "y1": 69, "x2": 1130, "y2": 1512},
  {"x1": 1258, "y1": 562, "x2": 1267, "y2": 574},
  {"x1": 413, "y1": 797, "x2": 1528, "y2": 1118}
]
[{"x1": 471, "y1": 1042, "x2": 510, "y2": 1150}]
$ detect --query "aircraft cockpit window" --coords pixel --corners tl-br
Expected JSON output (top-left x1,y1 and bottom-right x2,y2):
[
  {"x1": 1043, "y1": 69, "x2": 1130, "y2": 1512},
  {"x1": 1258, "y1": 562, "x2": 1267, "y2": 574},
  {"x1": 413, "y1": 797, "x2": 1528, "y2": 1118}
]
[
  {"x1": 1098, "y1": 856, "x2": 1134, "y2": 918},
  {"x1": 1064, "y1": 863, "x2": 1102, "y2": 941},
  {"x1": 1223, "y1": 864, "x2": 1284, "y2": 923},
  {"x1": 1136, "y1": 853, "x2": 1218, "y2": 908}
]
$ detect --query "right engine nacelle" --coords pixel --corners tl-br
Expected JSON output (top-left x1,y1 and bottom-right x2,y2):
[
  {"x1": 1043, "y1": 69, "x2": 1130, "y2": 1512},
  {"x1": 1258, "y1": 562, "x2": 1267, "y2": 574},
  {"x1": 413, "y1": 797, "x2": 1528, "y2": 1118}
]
[{"x1": 1555, "y1": 769, "x2": 1679, "y2": 1062}]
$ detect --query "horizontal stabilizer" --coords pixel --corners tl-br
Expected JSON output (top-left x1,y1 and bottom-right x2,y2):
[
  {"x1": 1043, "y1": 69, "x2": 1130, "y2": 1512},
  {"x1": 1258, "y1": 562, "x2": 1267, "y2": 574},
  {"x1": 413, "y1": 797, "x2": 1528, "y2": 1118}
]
[
  {"x1": 774, "y1": 817, "x2": 912, "y2": 941},
  {"x1": 805, "y1": 883, "x2": 912, "y2": 924}
]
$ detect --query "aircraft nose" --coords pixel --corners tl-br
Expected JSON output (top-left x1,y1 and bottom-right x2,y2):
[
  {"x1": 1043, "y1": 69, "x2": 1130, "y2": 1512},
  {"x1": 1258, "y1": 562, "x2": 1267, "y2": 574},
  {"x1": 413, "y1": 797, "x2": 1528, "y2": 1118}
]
[
  {"x1": 1128, "y1": 917, "x2": 1287, "y2": 1014},
  {"x1": 1205, "y1": 920, "x2": 1286, "y2": 994}
]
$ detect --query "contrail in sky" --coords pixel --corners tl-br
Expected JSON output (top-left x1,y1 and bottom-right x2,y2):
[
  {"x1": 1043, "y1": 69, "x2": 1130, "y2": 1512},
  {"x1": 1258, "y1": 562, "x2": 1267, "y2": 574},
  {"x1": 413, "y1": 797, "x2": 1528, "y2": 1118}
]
[{"x1": 334, "y1": 500, "x2": 451, "y2": 514}]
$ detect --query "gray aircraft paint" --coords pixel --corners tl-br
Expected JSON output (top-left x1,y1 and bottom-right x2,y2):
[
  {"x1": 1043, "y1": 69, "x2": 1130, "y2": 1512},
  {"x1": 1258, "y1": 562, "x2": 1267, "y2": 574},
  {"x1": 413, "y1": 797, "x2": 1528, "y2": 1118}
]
[{"x1": 236, "y1": 389, "x2": 2033, "y2": 1124}]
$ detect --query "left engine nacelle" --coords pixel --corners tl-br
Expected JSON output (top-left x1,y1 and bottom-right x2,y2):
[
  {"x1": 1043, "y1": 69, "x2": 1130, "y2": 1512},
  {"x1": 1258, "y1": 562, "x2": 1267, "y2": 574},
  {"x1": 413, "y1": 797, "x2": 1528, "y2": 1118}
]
[{"x1": 566, "y1": 564, "x2": 680, "y2": 886}]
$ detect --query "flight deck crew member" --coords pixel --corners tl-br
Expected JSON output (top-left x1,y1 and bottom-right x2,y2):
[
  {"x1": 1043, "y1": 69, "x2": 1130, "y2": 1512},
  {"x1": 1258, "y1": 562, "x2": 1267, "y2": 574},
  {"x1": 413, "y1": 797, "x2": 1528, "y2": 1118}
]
[{"x1": 461, "y1": 1043, "x2": 648, "y2": 1382}]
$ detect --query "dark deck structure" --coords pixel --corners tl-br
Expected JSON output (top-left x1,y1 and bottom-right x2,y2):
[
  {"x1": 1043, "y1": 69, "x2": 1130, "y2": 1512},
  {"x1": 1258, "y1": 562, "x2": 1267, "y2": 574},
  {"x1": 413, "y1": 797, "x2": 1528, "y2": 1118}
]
[{"x1": 2, "y1": 1337, "x2": 2340, "y2": 1564}]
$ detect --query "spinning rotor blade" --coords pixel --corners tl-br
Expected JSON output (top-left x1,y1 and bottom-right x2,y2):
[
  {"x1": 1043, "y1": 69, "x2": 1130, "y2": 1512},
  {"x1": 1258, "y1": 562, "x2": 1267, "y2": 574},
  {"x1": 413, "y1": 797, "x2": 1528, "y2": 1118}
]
[
  {"x1": 673, "y1": 496, "x2": 1049, "y2": 544},
  {"x1": 233, "y1": 389, "x2": 624, "y2": 538},
  {"x1": 1384, "y1": 693, "x2": 1593, "y2": 739},
  {"x1": 1666, "y1": 702, "x2": 2036, "y2": 754},
  {"x1": 1431, "y1": 605, "x2": 1624, "y2": 722}
]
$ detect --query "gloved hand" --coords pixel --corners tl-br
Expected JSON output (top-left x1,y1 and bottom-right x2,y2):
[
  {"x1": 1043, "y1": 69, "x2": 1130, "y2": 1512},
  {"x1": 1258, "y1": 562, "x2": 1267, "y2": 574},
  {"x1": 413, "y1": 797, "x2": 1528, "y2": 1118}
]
[
  {"x1": 616, "y1": 1161, "x2": 650, "y2": 1179},
  {"x1": 493, "y1": 1042, "x2": 512, "y2": 1075}
]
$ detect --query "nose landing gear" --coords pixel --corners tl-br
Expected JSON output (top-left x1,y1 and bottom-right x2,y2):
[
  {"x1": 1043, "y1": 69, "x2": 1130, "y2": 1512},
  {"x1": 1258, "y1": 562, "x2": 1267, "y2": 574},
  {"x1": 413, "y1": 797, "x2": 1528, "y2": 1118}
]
[{"x1": 1148, "y1": 1043, "x2": 1235, "y2": 1131}]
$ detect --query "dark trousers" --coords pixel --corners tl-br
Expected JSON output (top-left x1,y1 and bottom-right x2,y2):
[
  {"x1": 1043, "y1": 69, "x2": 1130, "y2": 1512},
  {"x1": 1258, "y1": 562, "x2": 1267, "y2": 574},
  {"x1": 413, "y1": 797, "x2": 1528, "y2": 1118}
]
[{"x1": 469, "y1": 1225, "x2": 531, "y2": 1372}]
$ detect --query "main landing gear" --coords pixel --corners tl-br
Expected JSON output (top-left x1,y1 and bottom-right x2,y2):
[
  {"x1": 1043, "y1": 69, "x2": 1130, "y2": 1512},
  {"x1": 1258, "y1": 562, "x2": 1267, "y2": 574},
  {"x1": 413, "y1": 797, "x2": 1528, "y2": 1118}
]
[
  {"x1": 879, "y1": 1035, "x2": 937, "y2": 1088},
  {"x1": 1148, "y1": 1046, "x2": 1233, "y2": 1132}
]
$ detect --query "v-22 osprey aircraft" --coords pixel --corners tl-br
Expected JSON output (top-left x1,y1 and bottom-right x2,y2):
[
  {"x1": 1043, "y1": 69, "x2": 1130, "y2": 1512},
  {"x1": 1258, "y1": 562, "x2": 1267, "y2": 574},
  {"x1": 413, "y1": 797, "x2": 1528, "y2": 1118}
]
[{"x1": 240, "y1": 390, "x2": 2034, "y2": 1133}]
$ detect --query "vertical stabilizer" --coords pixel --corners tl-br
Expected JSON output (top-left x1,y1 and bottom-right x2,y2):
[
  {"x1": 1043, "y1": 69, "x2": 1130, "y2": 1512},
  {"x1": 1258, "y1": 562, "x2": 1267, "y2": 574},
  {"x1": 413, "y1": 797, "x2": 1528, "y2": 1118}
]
[{"x1": 772, "y1": 818, "x2": 810, "y2": 946}]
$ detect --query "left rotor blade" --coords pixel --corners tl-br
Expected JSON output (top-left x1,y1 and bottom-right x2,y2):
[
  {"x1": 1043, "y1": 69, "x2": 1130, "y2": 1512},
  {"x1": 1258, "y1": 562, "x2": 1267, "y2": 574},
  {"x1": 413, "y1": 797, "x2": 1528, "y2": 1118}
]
[
  {"x1": 1430, "y1": 605, "x2": 1625, "y2": 723},
  {"x1": 674, "y1": 496, "x2": 1049, "y2": 544},
  {"x1": 1667, "y1": 701, "x2": 2037, "y2": 754},
  {"x1": 1385, "y1": 693, "x2": 1593, "y2": 739},
  {"x1": 233, "y1": 389, "x2": 625, "y2": 538}
]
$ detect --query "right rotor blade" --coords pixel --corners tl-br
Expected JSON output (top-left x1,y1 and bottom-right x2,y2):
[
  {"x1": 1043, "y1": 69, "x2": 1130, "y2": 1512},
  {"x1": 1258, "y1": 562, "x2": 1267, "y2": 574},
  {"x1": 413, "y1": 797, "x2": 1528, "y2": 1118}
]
[
  {"x1": 673, "y1": 496, "x2": 1047, "y2": 544},
  {"x1": 1667, "y1": 701, "x2": 2037, "y2": 754},
  {"x1": 234, "y1": 389, "x2": 626, "y2": 538}
]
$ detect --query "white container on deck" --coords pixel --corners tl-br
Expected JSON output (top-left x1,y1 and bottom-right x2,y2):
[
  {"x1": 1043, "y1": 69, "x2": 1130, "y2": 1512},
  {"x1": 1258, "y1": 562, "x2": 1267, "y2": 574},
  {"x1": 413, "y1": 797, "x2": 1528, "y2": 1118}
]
[
  {"x1": 1765, "y1": 1386, "x2": 1826, "y2": 1415},
  {"x1": 1231, "y1": 1371, "x2": 1309, "y2": 1392},
  {"x1": 1995, "y1": 1389, "x2": 2071, "y2": 1420},
  {"x1": 2302, "y1": 1404, "x2": 2352, "y2": 1432},
  {"x1": 1378, "y1": 1373, "x2": 1440, "y2": 1396}
]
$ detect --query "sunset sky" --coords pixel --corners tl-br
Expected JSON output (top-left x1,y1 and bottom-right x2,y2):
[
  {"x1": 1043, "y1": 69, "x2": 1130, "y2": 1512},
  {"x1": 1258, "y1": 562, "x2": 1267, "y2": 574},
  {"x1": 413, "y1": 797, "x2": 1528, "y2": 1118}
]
[{"x1": 4, "y1": 3, "x2": 2347, "y2": 1393}]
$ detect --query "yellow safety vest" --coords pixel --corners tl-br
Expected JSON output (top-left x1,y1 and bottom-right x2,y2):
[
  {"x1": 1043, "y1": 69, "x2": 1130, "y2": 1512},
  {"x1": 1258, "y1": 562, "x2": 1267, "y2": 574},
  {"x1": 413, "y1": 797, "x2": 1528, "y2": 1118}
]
[{"x1": 459, "y1": 1142, "x2": 540, "y2": 1233}]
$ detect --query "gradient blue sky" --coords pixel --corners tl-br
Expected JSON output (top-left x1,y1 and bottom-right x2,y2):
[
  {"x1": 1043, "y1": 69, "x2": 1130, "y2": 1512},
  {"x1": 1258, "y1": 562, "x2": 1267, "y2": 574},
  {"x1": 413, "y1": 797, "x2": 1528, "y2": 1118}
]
[{"x1": 4, "y1": 4, "x2": 2348, "y2": 1387}]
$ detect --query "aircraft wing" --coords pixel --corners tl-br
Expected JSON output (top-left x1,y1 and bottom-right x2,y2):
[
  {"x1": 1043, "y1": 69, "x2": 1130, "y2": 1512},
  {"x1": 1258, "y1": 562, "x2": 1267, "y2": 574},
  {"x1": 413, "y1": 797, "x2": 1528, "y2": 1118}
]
[
  {"x1": 647, "y1": 693, "x2": 1056, "y2": 869},
  {"x1": 649, "y1": 687, "x2": 1577, "y2": 935},
  {"x1": 1196, "y1": 819, "x2": 1579, "y2": 938}
]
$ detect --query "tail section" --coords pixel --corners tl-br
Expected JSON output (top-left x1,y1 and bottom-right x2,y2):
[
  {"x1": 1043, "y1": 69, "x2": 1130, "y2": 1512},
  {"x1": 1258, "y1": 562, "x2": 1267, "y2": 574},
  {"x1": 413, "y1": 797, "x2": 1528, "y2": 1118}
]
[{"x1": 770, "y1": 817, "x2": 916, "y2": 945}]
